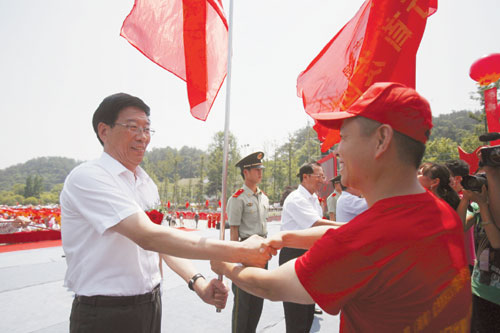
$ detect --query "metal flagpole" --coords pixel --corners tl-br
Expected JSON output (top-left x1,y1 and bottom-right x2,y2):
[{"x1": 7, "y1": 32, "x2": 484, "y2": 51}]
[{"x1": 217, "y1": 0, "x2": 235, "y2": 313}]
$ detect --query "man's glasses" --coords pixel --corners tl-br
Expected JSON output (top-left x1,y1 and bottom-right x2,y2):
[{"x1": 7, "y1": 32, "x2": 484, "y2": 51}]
[{"x1": 114, "y1": 123, "x2": 155, "y2": 136}]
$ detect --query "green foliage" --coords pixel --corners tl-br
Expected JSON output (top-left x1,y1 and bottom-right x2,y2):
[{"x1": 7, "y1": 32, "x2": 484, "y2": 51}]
[
  {"x1": 24, "y1": 175, "x2": 44, "y2": 198},
  {"x1": 0, "y1": 103, "x2": 494, "y2": 206},
  {"x1": 0, "y1": 156, "x2": 80, "y2": 192},
  {"x1": 423, "y1": 137, "x2": 459, "y2": 162},
  {"x1": 205, "y1": 131, "x2": 241, "y2": 199},
  {"x1": 423, "y1": 110, "x2": 486, "y2": 163}
]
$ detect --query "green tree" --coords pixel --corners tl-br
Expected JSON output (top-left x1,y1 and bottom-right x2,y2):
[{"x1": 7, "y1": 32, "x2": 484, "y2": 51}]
[
  {"x1": 24, "y1": 175, "x2": 34, "y2": 198},
  {"x1": 23, "y1": 196, "x2": 39, "y2": 205},
  {"x1": 205, "y1": 131, "x2": 240, "y2": 199},
  {"x1": 196, "y1": 155, "x2": 205, "y2": 204},
  {"x1": 423, "y1": 137, "x2": 459, "y2": 163},
  {"x1": 33, "y1": 175, "x2": 44, "y2": 198}
]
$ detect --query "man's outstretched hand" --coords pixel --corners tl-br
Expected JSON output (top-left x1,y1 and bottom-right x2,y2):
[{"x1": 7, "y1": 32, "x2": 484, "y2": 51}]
[{"x1": 239, "y1": 235, "x2": 277, "y2": 267}]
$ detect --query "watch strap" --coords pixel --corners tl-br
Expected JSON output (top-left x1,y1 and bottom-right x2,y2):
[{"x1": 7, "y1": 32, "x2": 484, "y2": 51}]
[{"x1": 188, "y1": 273, "x2": 205, "y2": 291}]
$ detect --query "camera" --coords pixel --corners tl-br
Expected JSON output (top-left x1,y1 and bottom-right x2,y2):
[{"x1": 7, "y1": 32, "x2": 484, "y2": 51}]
[
  {"x1": 478, "y1": 132, "x2": 500, "y2": 167},
  {"x1": 479, "y1": 146, "x2": 500, "y2": 167},
  {"x1": 461, "y1": 174, "x2": 487, "y2": 192}
]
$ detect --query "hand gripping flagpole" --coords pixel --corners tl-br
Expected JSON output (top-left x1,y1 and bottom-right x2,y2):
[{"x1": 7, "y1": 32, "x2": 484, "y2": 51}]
[{"x1": 217, "y1": 0, "x2": 235, "y2": 313}]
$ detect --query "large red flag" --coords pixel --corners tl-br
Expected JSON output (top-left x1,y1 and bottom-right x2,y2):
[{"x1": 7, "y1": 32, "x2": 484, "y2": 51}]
[
  {"x1": 121, "y1": 0, "x2": 228, "y2": 121},
  {"x1": 297, "y1": 0, "x2": 437, "y2": 151}
]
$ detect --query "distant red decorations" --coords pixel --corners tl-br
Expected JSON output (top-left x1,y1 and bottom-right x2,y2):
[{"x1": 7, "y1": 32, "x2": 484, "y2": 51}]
[
  {"x1": 185, "y1": 201, "x2": 190, "y2": 209},
  {"x1": 205, "y1": 200, "x2": 210, "y2": 208},
  {"x1": 469, "y1": 53, "x2": 500, "y2": 86},
  {"x1": 167, "y1": 201, "x2": 171, "y2": 209},
  {"x1": 218, "y1": 200, "x2": 221, "y2": 208}
]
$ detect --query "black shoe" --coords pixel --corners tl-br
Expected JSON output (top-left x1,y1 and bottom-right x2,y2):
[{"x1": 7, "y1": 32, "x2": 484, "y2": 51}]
[{"x1": 314, "y1": 307, "x2": 323, "y2": 315}]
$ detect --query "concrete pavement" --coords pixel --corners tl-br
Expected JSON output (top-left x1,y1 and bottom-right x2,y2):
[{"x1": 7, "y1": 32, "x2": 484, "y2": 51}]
[{"x1": 0, "y1": 221, "x2": 340, "y2": 332}]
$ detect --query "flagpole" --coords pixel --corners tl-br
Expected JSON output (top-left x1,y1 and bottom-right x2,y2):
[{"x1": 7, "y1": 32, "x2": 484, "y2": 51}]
[{"x1": 217, "y1": 0, "x2": 235, "y2": 313}]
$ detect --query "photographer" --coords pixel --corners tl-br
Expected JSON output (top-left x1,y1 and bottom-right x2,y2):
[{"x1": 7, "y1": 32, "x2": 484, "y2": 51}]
[
  {"x1": 459, "y1": 172, "x2": 500, "y2": 332},
  {"x1": 477, "y1": 133, "x2": 500, "y2": 229},
  {"x1": 485, "y1": 165, "x2": 500, "y2": 228}
]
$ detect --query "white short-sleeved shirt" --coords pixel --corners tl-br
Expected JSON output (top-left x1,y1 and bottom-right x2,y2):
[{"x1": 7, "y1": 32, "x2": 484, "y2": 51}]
[
  {"x1": 60, "y1": 152, "x2": 161, "y2": 296},
  {"x1": 336, "y1": 191, "x2": 368, "y2": 222},
  {"x1": 281, "y1": 185, "x2": 322, "y2": 231}
]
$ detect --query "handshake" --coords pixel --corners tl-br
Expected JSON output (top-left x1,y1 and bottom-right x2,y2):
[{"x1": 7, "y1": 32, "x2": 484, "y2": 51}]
[{"x1": 211, "y1": 233, "x2": 286, "y2": 276}]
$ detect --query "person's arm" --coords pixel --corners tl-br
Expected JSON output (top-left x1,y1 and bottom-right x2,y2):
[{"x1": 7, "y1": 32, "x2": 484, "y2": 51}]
[
  {"x1": 111, "y1": 211, "x2": 275, "y2": 267},
  {"x1": 457, "y1": 190, "x2": 473, "y2": 229},
  {"x1": 161, "y1": 254, "x2": 228, "y2": 309},
  {"x1": 484, "y1": 166, "x2": 500, "y2": 228},
  {"x1": 470, "y1": 185, "x2": 500, "y2": 249},
  {"x1": 265, "y1": 226, "x2": 336, "y2": 250},
  {"x1": 311, "y1": 219, "x2": 346, "y2": 227},
  {"x1": 230, "y1": 226, "x2": 239, "y2": 241},
  {"x1": 211, "y1": 259, "x2": 314, "y2": 304},
  {"x1": 328, "y1": 212, "x2": 336, "y2": 221},
  {"x1": 464, "y1": 214, "x2": 476, "y2": 232}
]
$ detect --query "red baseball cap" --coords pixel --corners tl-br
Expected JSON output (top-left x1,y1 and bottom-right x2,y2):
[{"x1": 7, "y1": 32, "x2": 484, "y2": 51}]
[{"x1": 311, "y1": 82, "x2": 433, "y2": 143}]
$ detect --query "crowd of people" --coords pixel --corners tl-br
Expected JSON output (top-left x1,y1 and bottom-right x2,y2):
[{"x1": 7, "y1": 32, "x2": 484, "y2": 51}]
[{"x1": 50, "y1": 82, "x2": 500, "y2": 332}]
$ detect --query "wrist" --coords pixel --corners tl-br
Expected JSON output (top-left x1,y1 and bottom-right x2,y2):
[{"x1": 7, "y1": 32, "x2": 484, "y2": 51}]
[{"x1": 188, "y1": 273, "x2": 205, "y2": 291}]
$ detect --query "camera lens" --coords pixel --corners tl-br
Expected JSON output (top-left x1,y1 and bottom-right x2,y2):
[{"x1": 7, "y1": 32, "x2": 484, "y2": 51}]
[{"x1": 490, "y1": 147, "x2": 500, "y2": 165}]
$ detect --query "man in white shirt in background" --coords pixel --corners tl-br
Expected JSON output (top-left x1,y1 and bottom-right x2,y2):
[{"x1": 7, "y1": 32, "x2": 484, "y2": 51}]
[
  {"x1": 336, "y1": 182, "x2": 368, "y2": 222},
  {"x1": 279, "y1": 162, "x2": 344, "y2": 333}
]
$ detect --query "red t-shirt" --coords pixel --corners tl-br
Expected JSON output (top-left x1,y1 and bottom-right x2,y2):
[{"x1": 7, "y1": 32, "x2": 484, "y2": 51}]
[{"x1": 295, "y1": 191, "x2": 471, "y2": 332}]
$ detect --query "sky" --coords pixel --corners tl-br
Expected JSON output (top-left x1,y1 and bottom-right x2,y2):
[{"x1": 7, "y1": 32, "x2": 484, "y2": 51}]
[{"x1": 0, "y1": 0, "x2": 498, "y2": 169}]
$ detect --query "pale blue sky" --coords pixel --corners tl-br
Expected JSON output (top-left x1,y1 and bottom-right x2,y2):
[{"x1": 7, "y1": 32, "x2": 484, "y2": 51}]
[{"x1": 0, "y1": 0, "x2": 498, "y2": 169}]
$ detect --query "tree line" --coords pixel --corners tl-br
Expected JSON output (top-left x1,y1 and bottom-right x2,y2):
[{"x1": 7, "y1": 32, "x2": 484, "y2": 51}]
[{"x1": 0, "y1": 106, "x2": 494, "y2": 207}]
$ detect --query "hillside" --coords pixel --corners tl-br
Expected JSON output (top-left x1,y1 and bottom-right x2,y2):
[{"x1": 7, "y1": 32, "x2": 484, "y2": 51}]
[
  {"x1": 0, "y1": 156, "x2": 81, "y2": 191},
  {"x1": 0, "y1": 109, "x2": 486, "y2": 194}
]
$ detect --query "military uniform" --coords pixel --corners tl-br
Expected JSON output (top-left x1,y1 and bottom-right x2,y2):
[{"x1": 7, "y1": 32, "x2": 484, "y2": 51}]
[
  {"x1": 227, "y1": 184, "x2": 268, "y2": 239},
  {"x1": 227, "y1": 152, "x2": 269, "y2": 333}
]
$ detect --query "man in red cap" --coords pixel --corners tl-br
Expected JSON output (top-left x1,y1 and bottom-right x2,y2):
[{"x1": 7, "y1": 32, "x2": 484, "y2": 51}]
[{"x1": 212, "y1": 82, "x2": 471, "y2": 332}]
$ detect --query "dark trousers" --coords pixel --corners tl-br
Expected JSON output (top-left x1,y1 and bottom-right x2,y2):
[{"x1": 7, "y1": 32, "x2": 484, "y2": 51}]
[
  {"x1": 70, "y1": 284, "x2": 162, "y2": 333},
  {"x1": 471, "y1": 294, "x2": 500, "y2": 333},
  {"x1": 279, "y1": 247, "x2": 315, "y2": 333},
  {"x1": 232, "y1": 263, "x2": 267, "y2": 333}
]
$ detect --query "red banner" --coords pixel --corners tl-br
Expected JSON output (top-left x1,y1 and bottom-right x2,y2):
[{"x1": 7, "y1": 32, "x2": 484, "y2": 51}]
[
  {"x1": 484, "y1": 87, "x2": 500, "y2": 145},
  {"x1": 297, "y1": 0, "x2": 437, "y2": 151},
  {"x1": 121, "y1": 0, "x2": 228, "y2": 121}
]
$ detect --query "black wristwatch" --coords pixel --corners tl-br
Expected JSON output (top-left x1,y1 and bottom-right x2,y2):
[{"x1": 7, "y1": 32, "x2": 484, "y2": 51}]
[{"x1": 188, "y1": 273, "x2": 205, "y2": 291}]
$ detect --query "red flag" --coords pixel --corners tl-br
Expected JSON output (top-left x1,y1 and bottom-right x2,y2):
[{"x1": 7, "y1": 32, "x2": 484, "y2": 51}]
[
  {"x1": 458, "y1": 146, "x2": 483, "y2": 175},
  {"x1": 121, "y1": 0, "x2": 228, "y2": 121},
  {"x1": 297, "y1": 0, "x2": 437, "y2": 151}
]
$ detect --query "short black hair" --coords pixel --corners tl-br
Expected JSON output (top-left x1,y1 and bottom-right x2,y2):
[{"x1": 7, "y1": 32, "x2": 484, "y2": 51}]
[
  {"x1": 445, "y1": 159, "x2": 469, "y2": 177},
  {"x1": 92, "y1": 93, "x2": 150, "y2": 145},
  {"x1": 297, "y1": 162, "x2": 322, "y2": 182},
  {"x1": 356, "y1": 117, "x2": 426, "y2": 169}
]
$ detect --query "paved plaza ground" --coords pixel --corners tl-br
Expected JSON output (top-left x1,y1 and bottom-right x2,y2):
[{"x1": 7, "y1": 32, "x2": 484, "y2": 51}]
[{"x1": 0, "y1": 220, "x2": 340, "y2": 332}]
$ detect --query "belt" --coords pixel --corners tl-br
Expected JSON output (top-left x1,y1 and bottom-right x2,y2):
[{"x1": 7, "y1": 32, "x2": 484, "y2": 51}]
[
  {"x1": 240, "y1": 235, "x2": 267, "y2": 242},
  {"x1": 75, "y1": 284, "x2": 161, "y2": 306}
]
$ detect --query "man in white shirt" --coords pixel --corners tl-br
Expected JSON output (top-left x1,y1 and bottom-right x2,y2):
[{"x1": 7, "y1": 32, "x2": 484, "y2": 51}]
[
  {"x1": 279, "y1": 162, "x2": 344, "y2": 333},
  {"x1": 61, "y1": 93, "x2": 273, "y2": 333},
  {"x1": 336, "y1": 185, "x2": 368, "y2": 222}
]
